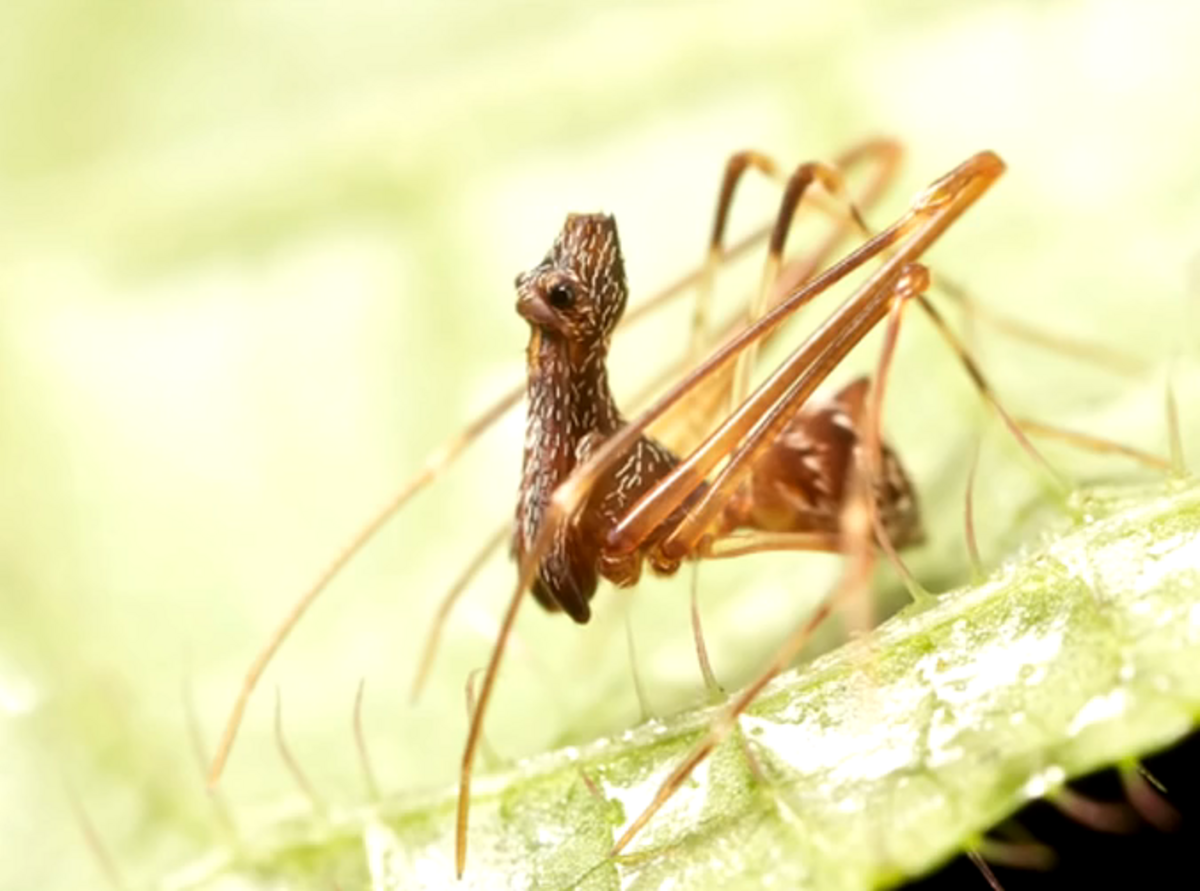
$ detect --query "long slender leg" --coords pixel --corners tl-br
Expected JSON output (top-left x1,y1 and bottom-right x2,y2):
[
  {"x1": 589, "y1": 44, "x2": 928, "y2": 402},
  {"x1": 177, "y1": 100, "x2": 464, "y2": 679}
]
[
  {"x1": 207, "y1": 388, "x2": 519, "y2": 786},
  {"x1": 831, "y1": 142, "x2": 1148, "y2": 383},
  {"x1": 686, "y1": 170, "x2": 854, "y2": 691},
  {"x1": 930, "y1": 255, "x2": 1182, "y2": 587},
  {"x1": 703, "y1": 530, "x2": 842, "y2": 559},
  {"x1": 964, "y1": 434, "x2": 986, "y2": 580},
  {"x1": 1121, "y1": 764, "x2": 1181, "y2": 831},
  {"x1": 689, "y1": 151, "x2": 779, "y2": 362},
  {"x1": 906, "y1": 291, "x2": 1171, "y2": 497},
  {"x1": 352, "y1": 679, "x2": 382, "y2": 802},
  {"x1": 1016, "y1": 419, "x2": 1172, "y2": 470},
  {"x1": 454, "y1": 152, "x2": 1006, "y2": 876},
  {"x1": 967, "y1": 849, "x2": 1006, "y2": 891},
  {"x1": 731, "y1": 160, "x2": 871, "y2": 408},
  {"x1": 1164, "y1": 367, "x2": 1187, "y2": 475},
  {"x1": 914, "y1": 294, "x2": 1067, "y2": 493},
  {"x1": 610, "y1": 149, "x2": 1175, "y2": 865},
  {"x1": 273, "y1": 687, "x2": 326, "y2": 818},
  {"x1": 670, "y1": 140, "x2": 903, "y2": 454},
  {"x1": 692, "y1": 138, "x2": 903, "y2": 365},
  {"x1": 411, "y1": 354, "x2": 712, "y2": 705},
  {"x1": 862, "y1": 280, "x2": 932, "y2": 606},
  {"x1": 846, "y1": 164, "x2": 1148, "y2": 381},
  {"x1": 610, "y1": 261, "x2": 932, "y2": 857},
  {"x1": 769, "y1": 180, "x2": 1078, "y2": 529},
  {"x1": 961, "y1": 414, "x2": 1170, "y2": 582},
  {"x1": 65, "y1": 779, "x2": 127, "y2": 891},
  {"x1": 409, "y1": 524, "x2": 508, "y2": 703},
  {"x1": 681, "y1": 144, "x2": 895, "y2": 699},
  {"x1": 624, "y1": 612, "x2": 654, "y2": 722},
  {"x1": 464, "y1": 669, "x2": 500, "y2": 771},
  {"x1": 973, "y1": 838, "x2": 1055, "y2": 871},
  {"x1": 689, "y1": 562, "x2": 723, "y2": 698},
  {"x1": 1049, "y1": 786, "x2": 1137, "y2": 833},
  {"x1": 935, "y1": 274, "x2": 1147, "y2": 375},
  {"x1": 612, "y1": 233, "x2": 1176, "y2": 860},
  {"x1": 611, "y1": 449, "x2": 881, "y2": 855},
  {"x1": 649, "y1": 250, "x2": 920, "y2": 562},
  {"x1": 182, "y1": 669, "x2": 239, "y2": 841},
  {"x1": 607, "y1": 154, "x2": 1005, "y2": 562},
  {"x1": 835, "y1": 223, "x2": 1162, "y2": 600}
]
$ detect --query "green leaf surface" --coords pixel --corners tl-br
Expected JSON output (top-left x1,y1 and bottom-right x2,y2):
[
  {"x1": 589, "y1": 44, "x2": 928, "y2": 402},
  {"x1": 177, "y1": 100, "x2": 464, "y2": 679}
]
[{"x1": 162, "y1": 479, "x2": 1200, "y2": 889}]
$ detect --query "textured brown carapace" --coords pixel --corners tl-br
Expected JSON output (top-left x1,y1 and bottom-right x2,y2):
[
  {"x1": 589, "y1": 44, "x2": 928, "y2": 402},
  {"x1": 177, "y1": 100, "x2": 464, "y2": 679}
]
[{"x1": 514, "y1": 212, "x2": 923, "y2": 623}]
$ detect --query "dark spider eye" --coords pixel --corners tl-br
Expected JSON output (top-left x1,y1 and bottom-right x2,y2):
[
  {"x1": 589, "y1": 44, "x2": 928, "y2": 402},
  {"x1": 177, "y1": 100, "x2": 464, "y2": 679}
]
[{"x1": 547, "y1": 282, "x2": 575, "y2": 309}]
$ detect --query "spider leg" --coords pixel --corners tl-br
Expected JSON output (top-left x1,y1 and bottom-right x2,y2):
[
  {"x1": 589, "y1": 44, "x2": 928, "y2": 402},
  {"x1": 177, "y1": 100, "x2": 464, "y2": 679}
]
[{"x1": 609, "y1": 246, "x2": 933, "y2": 858}]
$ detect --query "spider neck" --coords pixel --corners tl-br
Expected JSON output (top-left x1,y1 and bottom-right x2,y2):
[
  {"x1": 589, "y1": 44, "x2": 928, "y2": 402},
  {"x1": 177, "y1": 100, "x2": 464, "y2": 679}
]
[
  {"x1": 517, "y1": 328, "x2": 621, "y2": 555},
  {"x1": 525, "y1": 328, "x2": 622, "y2": 446}
]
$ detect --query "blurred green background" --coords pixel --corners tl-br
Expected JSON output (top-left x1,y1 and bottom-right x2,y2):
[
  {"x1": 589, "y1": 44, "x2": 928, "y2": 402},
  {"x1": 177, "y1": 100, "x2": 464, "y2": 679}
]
[{"x1": 1, "y1": 0, "x2": 1198, "y2": 887}]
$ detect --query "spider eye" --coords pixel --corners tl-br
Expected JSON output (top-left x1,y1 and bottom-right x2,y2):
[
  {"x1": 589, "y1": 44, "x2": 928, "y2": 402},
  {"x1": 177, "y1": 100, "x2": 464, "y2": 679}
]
[{"x1": 547, "y1": 282, "x2": 575, "y2": 309}]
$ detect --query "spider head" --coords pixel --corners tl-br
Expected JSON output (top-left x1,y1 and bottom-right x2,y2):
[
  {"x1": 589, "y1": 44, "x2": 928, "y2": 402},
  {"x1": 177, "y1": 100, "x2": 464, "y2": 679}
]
[{"x1": 515, "y1": 213, "x2": 628, "y2": 344}]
